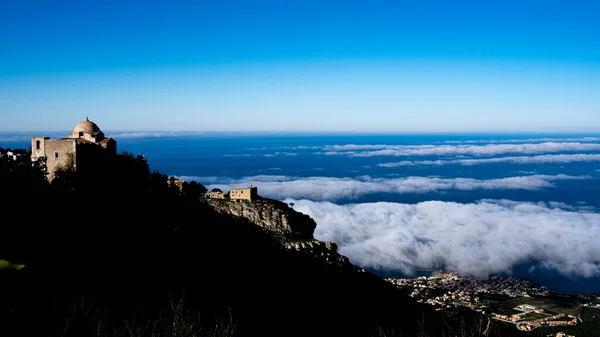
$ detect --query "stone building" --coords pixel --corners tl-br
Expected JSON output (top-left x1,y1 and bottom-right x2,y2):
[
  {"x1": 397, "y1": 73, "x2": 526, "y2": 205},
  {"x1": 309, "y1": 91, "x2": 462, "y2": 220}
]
[
  {"x1": 207, "y1": 188, "x2": 229, "y2": 199},
  {"x1": 31, "y1": 117, "x2": 117, "y2": 181},
  {"x1": 229, "y1": 186, "x2": 258, "y2": 201},
  {"x1": 206, "y1": 186, "x2": 259, "y2": 201}
]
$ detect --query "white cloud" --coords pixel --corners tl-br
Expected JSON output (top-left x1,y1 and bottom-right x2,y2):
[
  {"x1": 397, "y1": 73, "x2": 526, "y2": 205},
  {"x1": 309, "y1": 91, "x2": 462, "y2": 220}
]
[
  {"x1": 379, "y1": 153, "x2": 600, "y2": 167},
  {"x1": 322, "y1": 142, "x2": 600, "y2": 157},
  {"x1": 272, "y1": 152, "x2": 297, "y2": 156},
  {"x1": 287, "y1": 199, "x2": 600, "y2": 279},
  {"x1": 223, "y1": 153, "x2": 252, "y2": 157},
  {"x1": 225, "y1": 151, "x2": 298, "y2": 157},
  {"x1": 280, "y1": 145, "x2": 320, "y2": 150},
  {"x1": 179, "y1": 174, "x2": 589, "y2": 201},
  {"x1": 444, "y1": 137, "x2": 600, "y2": 144}
]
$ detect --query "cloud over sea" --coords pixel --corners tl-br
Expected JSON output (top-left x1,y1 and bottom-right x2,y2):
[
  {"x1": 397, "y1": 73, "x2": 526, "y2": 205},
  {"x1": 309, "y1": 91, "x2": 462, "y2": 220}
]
[
  {"x1": 184, "y1": 174, "x2": 588, "y2": 202},
  {"x1": 288, "y1": 199, "x2": 600, "y2": 279},
  {"x1": 321, "y1": 142, "x2": 600, "y2": 157}
]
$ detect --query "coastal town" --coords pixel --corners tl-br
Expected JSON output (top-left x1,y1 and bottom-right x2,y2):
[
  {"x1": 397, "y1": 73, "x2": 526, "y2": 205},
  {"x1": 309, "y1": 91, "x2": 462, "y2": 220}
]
[{"x1": 386, "y1": 270, "x2": 600, "y2": 335}]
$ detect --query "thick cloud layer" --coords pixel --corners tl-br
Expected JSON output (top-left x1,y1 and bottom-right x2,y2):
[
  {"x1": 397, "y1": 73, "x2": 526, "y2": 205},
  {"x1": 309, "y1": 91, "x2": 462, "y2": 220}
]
[
  {"x1": 186, "y1": 174, "x2": 588, "y2": 201},
  {"x1": 288, "y1": 199, "x2": 600, "y2": 279},
  {"x1": 379, "y1": 153, "x2": 600, "y2": 167},
  {"x1": 322, "y1": 142, "x2": 600, "y2": 157}
]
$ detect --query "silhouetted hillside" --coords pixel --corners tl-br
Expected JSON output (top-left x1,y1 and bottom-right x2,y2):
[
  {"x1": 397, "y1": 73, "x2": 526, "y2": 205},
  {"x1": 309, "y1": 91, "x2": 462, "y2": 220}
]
[{"x1": 0, "y1": 149, "x2": 518, "y2": 337}]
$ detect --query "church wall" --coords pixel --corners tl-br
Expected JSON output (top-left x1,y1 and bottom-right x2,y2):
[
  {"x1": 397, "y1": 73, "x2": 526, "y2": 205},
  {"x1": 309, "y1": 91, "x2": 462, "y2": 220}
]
[
  {"x1": 44, "y1": 139, "x2": 77, "y2": 181},
  {"x1": 30, "y1": 118, "x2": 118, "y2": 182},
  {"x1": 100, "y1": 138, "x2": 117, "y2": 155},
  {"x1": 75, "y1": 142, "x2": 110, "y2": 173},
  {"x1": 31, "y1": 136, "x2": 49, "y2": 162}
]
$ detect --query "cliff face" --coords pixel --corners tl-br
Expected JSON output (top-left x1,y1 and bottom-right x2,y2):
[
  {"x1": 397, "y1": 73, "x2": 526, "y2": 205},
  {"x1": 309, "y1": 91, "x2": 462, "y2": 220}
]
[
  {"x1": 206, "y1": 197, "x2": 358, "y2": 269},
  {"x1": 206, "y1": 197, "x2": 316, "y2": 240}
]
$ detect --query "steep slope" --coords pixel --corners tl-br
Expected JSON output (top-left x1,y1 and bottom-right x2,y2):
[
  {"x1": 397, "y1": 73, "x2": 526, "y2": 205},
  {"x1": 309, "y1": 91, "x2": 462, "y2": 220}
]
[
  {"x1": 207, "y1": 196, "x2": 355, "y2": 268},
  {"x1": 0, "y1": 153, "x2": 448, "y2": 337}
]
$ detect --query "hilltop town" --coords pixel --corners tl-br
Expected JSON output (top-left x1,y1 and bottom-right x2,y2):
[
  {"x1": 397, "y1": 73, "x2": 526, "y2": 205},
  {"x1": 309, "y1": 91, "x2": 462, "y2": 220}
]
[{"x1": 387, "y1": 270, "x2": 600, "y2": 335}]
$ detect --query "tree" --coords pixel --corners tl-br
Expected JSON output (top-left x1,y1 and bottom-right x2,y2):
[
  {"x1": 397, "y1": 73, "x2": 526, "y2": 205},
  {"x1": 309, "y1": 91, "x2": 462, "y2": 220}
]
[
  {"x1": 55, "y1": 152, "x2": 76, "y2": 172},
  {"x1": 32, "y1": 156, "x2": 49, "y2": 180},
  {"x1": 183, "y1": 180, "x2": 208, "y2": 197},
  {"x1": 289, "y1": 202, "x2": 295, "y2": 208}
]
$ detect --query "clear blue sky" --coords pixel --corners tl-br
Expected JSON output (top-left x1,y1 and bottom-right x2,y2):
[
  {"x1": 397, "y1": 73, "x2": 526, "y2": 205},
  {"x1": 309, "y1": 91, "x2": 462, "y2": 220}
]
[{"x1": 1, "y1": 0, "x2": 599, "y2": 132}]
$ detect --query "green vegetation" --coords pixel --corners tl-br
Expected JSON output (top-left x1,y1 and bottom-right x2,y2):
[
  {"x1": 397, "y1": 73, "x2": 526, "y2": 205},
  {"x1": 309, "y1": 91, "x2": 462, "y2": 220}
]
[
  {"x1": 521, "y1": 313, "x2": 548, "y2": 321},
  {"x1": 486, "y1": 299, "x2": 600, "y2": 337},
  {"x1": 579, "y1": 307, "x2": 600, "y2": 336},
  {"x1": 503, "y1": 297, "x2": 582, "y2": 316},
  {"x1": 487, "y1": 296, "x2": 582, "y2": 317},
  {"x1": 473, "y1": 294, "x2": 600, "y2": 336},
  {"x1": 0, "y1": 259, "x2": 25, "y2": 271}
]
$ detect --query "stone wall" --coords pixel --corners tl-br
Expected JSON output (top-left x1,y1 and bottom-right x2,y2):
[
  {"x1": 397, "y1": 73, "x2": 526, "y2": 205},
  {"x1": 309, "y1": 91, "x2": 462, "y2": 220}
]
[
  {"x1": 99, "y1": 138, "x2": 117, "y2": 154},
  {"x1": 230, "y1": 186, "x2": 258, "y2": 201},
  {"x1": 44, "y1": 139, "x2": 77, "y2": 181}
]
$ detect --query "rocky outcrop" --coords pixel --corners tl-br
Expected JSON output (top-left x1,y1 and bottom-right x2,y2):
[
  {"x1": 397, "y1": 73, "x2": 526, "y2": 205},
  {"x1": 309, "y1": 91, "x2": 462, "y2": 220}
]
[
  {"x1": 205, "y1": 197, "x2": 360, "y2": 270},
  {"x1": 284, "y1": 239, "x2": 361, "y2": 269},
  {"x1": 206, "y1": 197, "x2": 316, "y2": 240}
]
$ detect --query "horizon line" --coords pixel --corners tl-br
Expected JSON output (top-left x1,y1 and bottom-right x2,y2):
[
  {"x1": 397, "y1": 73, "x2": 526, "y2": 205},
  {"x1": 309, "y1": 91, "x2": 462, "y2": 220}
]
[{"x1": 2, "y1": 129, "x2": 600, "y2": 135}]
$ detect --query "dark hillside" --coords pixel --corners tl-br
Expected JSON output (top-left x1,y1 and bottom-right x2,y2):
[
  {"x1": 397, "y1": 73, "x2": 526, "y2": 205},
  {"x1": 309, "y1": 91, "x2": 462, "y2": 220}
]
[{"x1": 0, "y1": 151, "x2": 448, "y2": 337}]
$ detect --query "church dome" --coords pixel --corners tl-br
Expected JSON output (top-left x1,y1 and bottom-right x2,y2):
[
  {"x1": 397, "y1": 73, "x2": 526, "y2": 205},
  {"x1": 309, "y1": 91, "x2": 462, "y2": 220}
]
[{"x1": 72, "y1": 117, "x2": 101, "y2": 135}]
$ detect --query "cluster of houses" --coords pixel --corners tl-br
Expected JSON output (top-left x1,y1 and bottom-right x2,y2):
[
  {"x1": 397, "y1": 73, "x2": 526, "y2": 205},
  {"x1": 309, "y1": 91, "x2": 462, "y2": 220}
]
[
  {"x1": 165, "y1": 178, "x2": 259, "y2": 202},
  {"x1": 0, "y1": 149, "x2": 28, "y2": 163},
  {"x1": 516, "y1": 313, "x2": 577, "y2": 331},
  {"x1": 493, "y1": 313, "x2": 523, "y2": 323},
  {"x1": 551, "y1": 332, "x2": 576, "y2": 337}
]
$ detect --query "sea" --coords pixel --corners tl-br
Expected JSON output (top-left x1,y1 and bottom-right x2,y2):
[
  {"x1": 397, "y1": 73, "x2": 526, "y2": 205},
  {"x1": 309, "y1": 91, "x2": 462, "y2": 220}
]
[{"x1": 3, "y1": 131, "x2": 600, "y2": 293}]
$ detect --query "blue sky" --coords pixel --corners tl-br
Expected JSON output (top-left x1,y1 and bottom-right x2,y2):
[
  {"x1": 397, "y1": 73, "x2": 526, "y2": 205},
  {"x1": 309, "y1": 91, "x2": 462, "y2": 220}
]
[{"x1": 1, "y1": 0, "x2": 599, "y2": 132}]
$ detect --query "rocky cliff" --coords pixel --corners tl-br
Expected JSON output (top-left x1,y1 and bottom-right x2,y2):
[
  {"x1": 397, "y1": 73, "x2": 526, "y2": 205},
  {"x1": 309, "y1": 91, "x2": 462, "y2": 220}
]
[
  {"x1": 206, "y1": 197, "x2": 359, "y2": 270},
  {"x1": 206, "y1": 197, "x2": 316, "y2": 240}
]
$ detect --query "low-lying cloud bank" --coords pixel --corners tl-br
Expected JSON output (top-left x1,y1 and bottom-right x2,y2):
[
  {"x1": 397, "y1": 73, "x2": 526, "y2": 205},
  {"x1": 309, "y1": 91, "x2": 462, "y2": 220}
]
[
  {"x1": 179, "y1": 174, "x2": 588, "y2": 201},
  {"x1": 263, "y1": 152, "x2": 297, "y2": 157},
  {"x1": 322, "y1": 142, "x2": 600, "y2": 157},
  {"x1": 287, "y1": 199, "x2": 600, "y2": 278},
  {"x1": 379, "y1": 153, "x2": 600, "y2": 167},
  {"x1": 444, "y1": 137, "x2": 600, "y2": 144}
]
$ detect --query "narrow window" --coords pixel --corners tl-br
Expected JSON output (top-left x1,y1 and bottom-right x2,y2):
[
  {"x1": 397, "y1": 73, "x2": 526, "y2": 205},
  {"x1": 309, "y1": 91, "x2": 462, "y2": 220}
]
[
  {"x1": 54, "y1": 152, "x2": 59, "y2": 159},
  {"x1": 36, "y1": 140, "x2": 41, "y2": 150},
  {"x1": 79, "y1": 132, "x2": 84, "y2": 137}
]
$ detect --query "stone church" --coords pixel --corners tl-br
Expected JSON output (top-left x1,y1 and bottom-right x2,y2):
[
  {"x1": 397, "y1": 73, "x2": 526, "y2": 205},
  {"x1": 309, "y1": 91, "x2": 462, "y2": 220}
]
[{"x1": 31, "y1": 118, "x2": 117, "y2": 181}]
